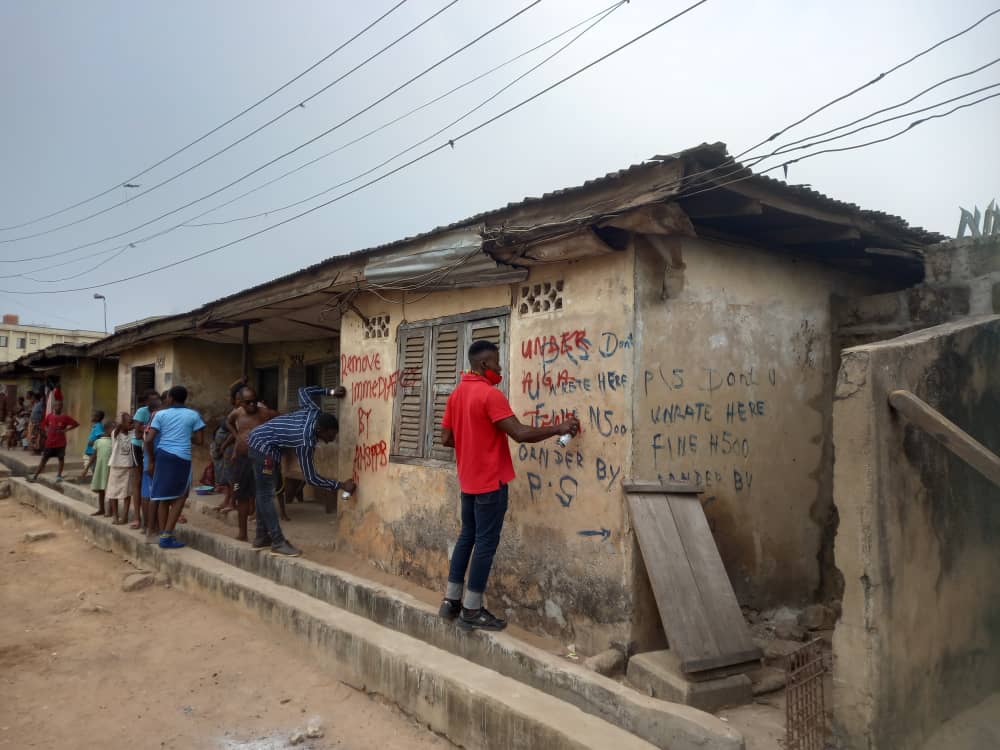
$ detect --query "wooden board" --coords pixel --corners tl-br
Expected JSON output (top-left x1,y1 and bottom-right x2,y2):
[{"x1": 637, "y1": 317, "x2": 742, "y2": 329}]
[{"x1": 627, "y1": 486, "x2": 762, "y2": 674}]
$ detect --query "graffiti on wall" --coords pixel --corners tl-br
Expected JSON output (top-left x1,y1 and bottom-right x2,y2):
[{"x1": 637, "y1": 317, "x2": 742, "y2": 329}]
[
  {"x1": 514, "y1": 328, "x2": 631, "y2": 523},
  {"x1": 640, "y1": 363, "x2": 779, "y2": 503}
]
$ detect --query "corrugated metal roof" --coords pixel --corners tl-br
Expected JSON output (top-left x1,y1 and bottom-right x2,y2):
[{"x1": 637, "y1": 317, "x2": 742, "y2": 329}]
[{"x1": 85, "y1": 142, "x2": 945, "y2": 354}]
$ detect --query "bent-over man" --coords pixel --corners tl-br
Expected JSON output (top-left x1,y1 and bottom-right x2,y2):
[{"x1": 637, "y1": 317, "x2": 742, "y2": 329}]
[{"x1": 246, "y1": 385, "x2": 354, "y2": 558}]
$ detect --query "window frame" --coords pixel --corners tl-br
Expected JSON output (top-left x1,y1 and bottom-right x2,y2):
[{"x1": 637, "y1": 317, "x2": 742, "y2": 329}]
[
  {"x1": 390, "y1": 307, "x2": 509, "y2": 468},
  {"x1": 15, "y1": 337, "x2": 26, "y2": 350},
  {"x1": 0, "y1": 335, "x2": 7, "y2": 347}
]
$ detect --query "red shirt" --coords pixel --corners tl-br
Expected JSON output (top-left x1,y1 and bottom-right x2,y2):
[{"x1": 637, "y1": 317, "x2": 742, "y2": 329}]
[
  {"x1": 441, "y1": 373, "x2": 515, "y2": 495},
  {"x1": 43, "y1": 413, "x2": 78, "y2": 449}
]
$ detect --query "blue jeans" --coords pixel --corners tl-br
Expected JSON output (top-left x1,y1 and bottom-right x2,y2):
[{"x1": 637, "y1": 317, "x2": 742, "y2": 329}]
[
  {"x1": 447, "y1": 485, "x2": 509, "y2": 595},
  {"x1": 250, "y1": 449, "x2": 285, "y2": 546}
]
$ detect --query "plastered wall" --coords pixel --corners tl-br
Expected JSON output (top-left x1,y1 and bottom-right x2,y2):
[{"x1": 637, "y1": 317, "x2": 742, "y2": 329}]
[
  {"x1": 832, "y1": 316, "x2": 1000, "y2": 750},
  {"x1": 333, "y1": 252, "x2": 639, "y2": 652},
  {"x1": 632, "y1": 236, "x2": 877, "y2": 609}
]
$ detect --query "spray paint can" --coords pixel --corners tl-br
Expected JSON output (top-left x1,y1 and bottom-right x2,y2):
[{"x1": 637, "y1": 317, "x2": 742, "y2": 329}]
[{"x1": 557, "y1": 433, "x2": 572, "y2": 448}]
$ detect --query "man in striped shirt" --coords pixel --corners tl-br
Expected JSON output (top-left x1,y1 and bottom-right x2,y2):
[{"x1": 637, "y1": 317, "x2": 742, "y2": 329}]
[{"x1": 247, "y1": 385, "x2": 355, "y2": 557}]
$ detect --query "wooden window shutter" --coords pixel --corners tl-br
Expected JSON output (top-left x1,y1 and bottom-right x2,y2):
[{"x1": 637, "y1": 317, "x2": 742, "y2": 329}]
[
  {"x1": 427, "y1": 324, "x2": 462, "y2": 461},
  {"x1": 285, "y1": 359, "x2": 306, "y2": 412},
  {"x1": 320, "y1": 361, "x2": 340, "y2": 414},
  {"x1": 465, "y1": 316, "x2": 508, "y2": 394},
  {"x1": 392, "y1": 327, "x2": 429, "y2": 457}
]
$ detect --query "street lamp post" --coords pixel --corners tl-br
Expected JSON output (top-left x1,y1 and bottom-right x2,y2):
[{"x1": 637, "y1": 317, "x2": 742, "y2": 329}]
[{"x1": 93, "y1": 293, "x2": 107, "y2": 334}]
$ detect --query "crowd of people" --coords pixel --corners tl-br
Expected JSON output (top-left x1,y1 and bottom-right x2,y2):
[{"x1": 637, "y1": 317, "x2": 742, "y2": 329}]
[
  {"x1": 21, "y1": 378, "x2": 357, "y2": 556},
  {"x1": 8, "y1": 340, "x2": 583, "y2": 633}
]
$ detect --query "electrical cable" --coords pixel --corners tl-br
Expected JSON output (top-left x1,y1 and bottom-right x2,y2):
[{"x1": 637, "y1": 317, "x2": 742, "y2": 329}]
[
  {"x1": 0, "y1": 0, "x2": 541, "y2": 263},
  {"x1": 7, "y1": 0, "x2": 618, "y2": 282},
  {"x1": 181, "y1": 0, "x2": 627, "y2": 228},
  {"x1": 765, "y1": 56, "x2": 1000, "y2": 156},
  {"x1": 0, "y1": 0, "x2": 713, "y2": 294},
  {"x1": 0, "y1": 0, "x2": 459, "y2": 245},
  {"x1": 734, "y1": 6, "x2": 1000, "y2": 159},
  {"x1": 180, "y1": 0, "x2": 625, "y2": 228},
  {"x1": 0, "y1": 1, "x2": 411, "y2": 233}
]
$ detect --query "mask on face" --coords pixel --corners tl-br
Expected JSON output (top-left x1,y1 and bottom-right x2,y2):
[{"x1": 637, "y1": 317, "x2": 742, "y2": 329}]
[{"x1": 483, "y1": 367, "x2": 503, "y2": 386}]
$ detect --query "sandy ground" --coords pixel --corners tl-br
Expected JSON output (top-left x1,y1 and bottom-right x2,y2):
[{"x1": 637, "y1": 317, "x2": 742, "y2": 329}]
[{"x1": 0, "y1": 495, "x2": 453, "y2": 750}]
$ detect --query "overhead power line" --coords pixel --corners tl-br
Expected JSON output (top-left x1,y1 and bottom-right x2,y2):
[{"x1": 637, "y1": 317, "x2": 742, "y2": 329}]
[
  {"x1": 12, "y1": 0, "x2": 626, "y2": 283},
  {"x1": 0, "y1": 0, "x2": 411, "y2": 233},
  {"x1": 13, "y1": 83, "x2": 999, "y2": 296},
  {"x1": 768, "y1": 56, "x2": 1000, "y2": 155},
  {"x1": 0, "y1": 0, "x2": 541, "y2": 264},
  {"x1": 181, "y1": 0, "x2": 628, "y2": 228},
  {"x1": 734, "y1": 6, "x2": 1000, "y2": 159},
  {"x1": 181, "y1": 1, "x2": 627, "y2": 228},
  {"x1": 0, "y1": 0, "x2": 714, "y2": 295},
  {"x1": 0, "y1": 0, "x2": 460, "y2": 245}
]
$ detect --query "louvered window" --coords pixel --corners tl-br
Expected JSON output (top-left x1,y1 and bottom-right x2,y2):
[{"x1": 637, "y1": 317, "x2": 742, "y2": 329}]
[{"x1": 391, "y1": 308, "x2": 508, "y2": 464}]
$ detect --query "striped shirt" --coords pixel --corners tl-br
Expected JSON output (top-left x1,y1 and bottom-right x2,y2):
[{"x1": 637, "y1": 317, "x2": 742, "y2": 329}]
[{"x1": 247, "y1": 386, "x2": 340, "y2": 491}]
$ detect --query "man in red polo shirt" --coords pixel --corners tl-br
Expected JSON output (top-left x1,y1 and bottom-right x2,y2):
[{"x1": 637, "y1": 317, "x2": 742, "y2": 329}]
[{"x1": 439, "y1": 339, "x2": 579, "y2": 632}]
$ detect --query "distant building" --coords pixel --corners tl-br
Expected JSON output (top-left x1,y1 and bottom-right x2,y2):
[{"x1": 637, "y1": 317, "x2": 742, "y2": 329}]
[{"x1": 0, "y1": 313, "x2": 104, "y2": 364}]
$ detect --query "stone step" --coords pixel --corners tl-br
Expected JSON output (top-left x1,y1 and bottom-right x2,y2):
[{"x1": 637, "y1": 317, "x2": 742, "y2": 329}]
[
  {"x1": 11, "y1": 478, "x2": 678, "y2": 750},
  {"x1": 38, "y1": 472, "x2": 742, "y2": 749}
]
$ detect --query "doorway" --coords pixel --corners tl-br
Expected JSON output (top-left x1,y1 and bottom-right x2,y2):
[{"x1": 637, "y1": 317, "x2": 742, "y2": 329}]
[
  {"x1": 131, "y1": 365, "x2": 155, "y2": 411},
  {"x1": 255, "y1": 366, "x2": 279, "y2": 410}
]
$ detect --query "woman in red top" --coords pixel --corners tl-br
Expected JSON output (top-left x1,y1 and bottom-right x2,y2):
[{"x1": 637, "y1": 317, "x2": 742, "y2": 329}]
[{"x1": 31, "y1": 401, "x2": 79, "y2": 482}]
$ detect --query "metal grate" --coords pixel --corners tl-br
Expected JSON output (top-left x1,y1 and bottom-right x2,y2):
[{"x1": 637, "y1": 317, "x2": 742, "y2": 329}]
[{"x1": 786, "y1": 639, "x2": 828, "y2": 750}]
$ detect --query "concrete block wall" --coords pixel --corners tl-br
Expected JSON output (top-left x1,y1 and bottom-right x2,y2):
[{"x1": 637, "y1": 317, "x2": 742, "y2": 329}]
[
  {"x1": 831, "y1": 316, "x2": 1000, "y2": 750},
  {"x1": 835, "y1": 236, "x2": 1000, "y2": 347}
]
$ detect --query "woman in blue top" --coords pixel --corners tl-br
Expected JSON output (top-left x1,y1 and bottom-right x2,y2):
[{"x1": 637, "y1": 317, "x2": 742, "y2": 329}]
[
  {"x1": 80, "y1": 410, "x2": 106, "y2": 479},
  {"x1": 145, "y1": 385, "x2": 205, "y2": 549}
]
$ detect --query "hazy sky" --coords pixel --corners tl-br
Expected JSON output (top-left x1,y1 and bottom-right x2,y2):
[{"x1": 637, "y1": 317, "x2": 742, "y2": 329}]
[{"x1": 2, "y1": 0, "x2": 998, "y2": 332}]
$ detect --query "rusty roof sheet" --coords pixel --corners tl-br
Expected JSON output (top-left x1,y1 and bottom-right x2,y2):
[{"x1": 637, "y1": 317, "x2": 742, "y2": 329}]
[{"x1": 96, "y1": 142, "x2": 945, "y2": 351}]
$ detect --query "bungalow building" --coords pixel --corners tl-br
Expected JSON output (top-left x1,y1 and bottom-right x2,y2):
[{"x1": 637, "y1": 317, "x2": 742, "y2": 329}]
[{"x1": 72, "y1": 142, "x2": 943, "y2": 657}]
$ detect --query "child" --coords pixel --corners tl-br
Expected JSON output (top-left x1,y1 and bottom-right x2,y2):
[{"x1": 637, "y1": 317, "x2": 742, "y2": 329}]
[
  {"x1": 86, "y1": 421, "x2": 113, "y2": 517},
  {"x1": 3, "y1": 417, "x2": 16, "y2": 449},
  {"x1": 81, "y1": 410, "x2": 106, "y2": 480},
  {"x1": 107, "y1": 414, "x2": 137, "y2": 526}
]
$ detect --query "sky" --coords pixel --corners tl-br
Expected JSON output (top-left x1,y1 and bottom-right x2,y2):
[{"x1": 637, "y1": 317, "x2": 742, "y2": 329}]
[{"x1": 1, "y1": 0, "x2": 998, "y2": 333}]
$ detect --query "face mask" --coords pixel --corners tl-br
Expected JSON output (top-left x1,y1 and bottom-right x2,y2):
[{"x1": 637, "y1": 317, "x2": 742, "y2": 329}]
[{"x1": 483, "y1": 367, "x2": 503, "y2": 386}]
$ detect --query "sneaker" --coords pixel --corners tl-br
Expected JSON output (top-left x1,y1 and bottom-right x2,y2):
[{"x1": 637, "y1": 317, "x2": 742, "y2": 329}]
[
  {"x1": 438, "y1": 598, "x2": 462, "y2": 621},
  {"x1": 270, "y1": 541, "x2": 302, "y2": 558},
  {"x1": 250, "y1": 536, "x2": 272, "y2": 551},
  {"x1": 158, "y1": 534, "x2": 186, "y2": 549},
  {"x1": 457, "y1": 607, "x2": 507, "y2": 632}
]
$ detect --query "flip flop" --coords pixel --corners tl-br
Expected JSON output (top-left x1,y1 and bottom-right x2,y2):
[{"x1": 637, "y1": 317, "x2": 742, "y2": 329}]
[
  {"x1": 179, "y1": 516, "x2": 188, "y2": 524},
  {"x1": 129, "y1": 522, "x2": 141, "y2": 529}
]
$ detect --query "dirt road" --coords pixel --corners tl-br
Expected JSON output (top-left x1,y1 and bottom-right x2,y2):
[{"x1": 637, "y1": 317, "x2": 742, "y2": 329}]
[{"x1": 0, "y1": 496, "x2": 452, "y2": 750}]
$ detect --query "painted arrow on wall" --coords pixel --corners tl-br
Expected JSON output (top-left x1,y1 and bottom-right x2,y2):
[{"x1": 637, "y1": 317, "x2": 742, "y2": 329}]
[{"x1": 577, "y1": 528, "x2": 611, "y2": 540}]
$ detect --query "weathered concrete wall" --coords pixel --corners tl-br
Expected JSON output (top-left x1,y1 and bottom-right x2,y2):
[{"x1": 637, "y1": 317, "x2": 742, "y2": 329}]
[
  {"x1": 249, "y1": 337, "x2": 339, "y2": 411},
  {"x1": 333, "y1": 252, "x2": 639, "y2": 653},
  {"x1": 115, "y1": 340, "x2": 175, "y2": 417},
  {"x1": 632, "y1": 236, "x2": 878, "y2": 610},
  {"x1": 832, "y1": 316, "x2": 1000, "y2": 750},
  {"x1": 836, "y1": 236, "x2": 1000, "y2": 347},
  {"x1": 54, "y1": 358, "x2": 119, "y2": 457},
  {"x1": 171, "y1": 339, "x2": 242, "y2": 481}
]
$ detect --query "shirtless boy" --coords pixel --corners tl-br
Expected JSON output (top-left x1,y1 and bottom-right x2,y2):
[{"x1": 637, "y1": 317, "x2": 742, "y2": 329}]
[{"x1": 226, "y1": 387, "x2": 278, "y2": 542}]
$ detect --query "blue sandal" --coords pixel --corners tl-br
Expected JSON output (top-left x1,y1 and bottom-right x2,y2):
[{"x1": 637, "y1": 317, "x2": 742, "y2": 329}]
[{"x1": 158, "y1": 534, "x2": 186, "y2": 549}]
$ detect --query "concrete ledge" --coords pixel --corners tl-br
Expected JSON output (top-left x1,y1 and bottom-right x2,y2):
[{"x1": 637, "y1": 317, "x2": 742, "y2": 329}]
[
  {"x1": 626, "y1": 651, "x2": 753, "y2": 713},
  {"x1": 13, "y1": 477, "x2": 744, "y2": 749},
  {"x1": 10, "y1": 478, "x2": 686, "y2": 750}
]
